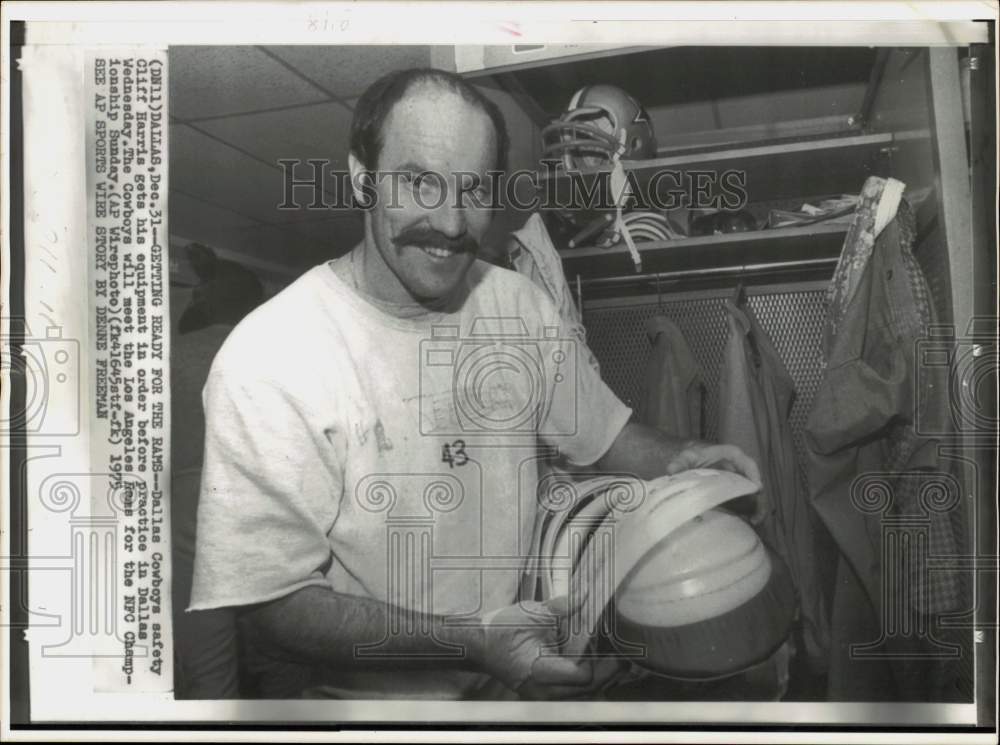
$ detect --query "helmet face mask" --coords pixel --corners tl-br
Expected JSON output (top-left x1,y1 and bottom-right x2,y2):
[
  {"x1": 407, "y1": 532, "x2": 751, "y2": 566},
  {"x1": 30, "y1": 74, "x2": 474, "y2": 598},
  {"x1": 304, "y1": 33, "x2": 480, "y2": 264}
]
[
  {"x1": 542, "y1": 119, "x2": 623, "y2": 170},
  {"x1": 543, "y1": 85, "x2": 657, "y2": 171}
]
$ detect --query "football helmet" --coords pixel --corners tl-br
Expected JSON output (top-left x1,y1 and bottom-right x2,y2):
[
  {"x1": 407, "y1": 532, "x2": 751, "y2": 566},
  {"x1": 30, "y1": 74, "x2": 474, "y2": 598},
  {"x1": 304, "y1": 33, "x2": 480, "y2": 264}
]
[
  {"x1": 528, "y1": 469, "x2": 796, "y2": 680},
  {"x1": 611, "y1": 510, "x2": 796, "y2": 679},
  {"x1": 543, "y1": 84, "x2": 657, "y2": 170}
]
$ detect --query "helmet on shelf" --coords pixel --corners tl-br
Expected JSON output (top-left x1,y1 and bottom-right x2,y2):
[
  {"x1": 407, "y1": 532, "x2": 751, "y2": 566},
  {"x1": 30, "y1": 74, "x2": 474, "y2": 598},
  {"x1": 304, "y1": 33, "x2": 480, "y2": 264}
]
[{"x1": 542, "y1": 84, "x2": 658, "y2": 170}]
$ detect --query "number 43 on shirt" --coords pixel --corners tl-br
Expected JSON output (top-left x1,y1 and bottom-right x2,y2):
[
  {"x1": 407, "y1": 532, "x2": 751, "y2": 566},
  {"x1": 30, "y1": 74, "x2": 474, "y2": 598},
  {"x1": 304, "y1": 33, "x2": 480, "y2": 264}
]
[{"x1": 441, "y1": 440, "x2": 468, "y2": 468}]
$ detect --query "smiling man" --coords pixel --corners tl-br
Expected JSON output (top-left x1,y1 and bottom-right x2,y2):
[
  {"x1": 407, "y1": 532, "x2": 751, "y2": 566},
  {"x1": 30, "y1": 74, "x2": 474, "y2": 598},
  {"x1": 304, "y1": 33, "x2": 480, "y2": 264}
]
[
  {"x1": 348, "y1": 80, "x2": 492, "y2": 302},
  {"x1": 188, "y1": 68, "x2": 759, "y2": 700}
]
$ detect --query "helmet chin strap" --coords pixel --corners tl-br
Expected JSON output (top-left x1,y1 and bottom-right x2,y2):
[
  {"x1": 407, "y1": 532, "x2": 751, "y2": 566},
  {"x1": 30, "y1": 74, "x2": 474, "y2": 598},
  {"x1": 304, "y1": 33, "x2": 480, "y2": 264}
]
[{"x1": 609, "y1": 130, "x2": 642, "y2": 273}]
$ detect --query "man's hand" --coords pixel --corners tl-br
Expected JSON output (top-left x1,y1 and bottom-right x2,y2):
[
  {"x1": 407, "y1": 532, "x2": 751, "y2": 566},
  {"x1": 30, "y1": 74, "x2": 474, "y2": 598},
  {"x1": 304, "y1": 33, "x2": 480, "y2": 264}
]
[
  {"x1": 248, "y1": 586, "x2": 622, "y2": 696},
  {"x1": 472, "y1": 598, "x2": 624, "y2": 700},
  {"x1": 597, "y1": 422, "x2": 762, "y2": 487},
  {"x1": 664, "y1": 441, "x2": 764, "y2": 523},
  {"x1": 665, "y1": 441, "x2": 762, "y2": 486}
]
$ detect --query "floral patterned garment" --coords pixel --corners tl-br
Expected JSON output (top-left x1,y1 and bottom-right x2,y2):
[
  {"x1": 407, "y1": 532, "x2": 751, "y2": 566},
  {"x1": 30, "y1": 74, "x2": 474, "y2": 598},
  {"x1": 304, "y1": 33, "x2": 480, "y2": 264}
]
[{"x1": 824, "y1": 176, "x2": 908, "y2": 353}]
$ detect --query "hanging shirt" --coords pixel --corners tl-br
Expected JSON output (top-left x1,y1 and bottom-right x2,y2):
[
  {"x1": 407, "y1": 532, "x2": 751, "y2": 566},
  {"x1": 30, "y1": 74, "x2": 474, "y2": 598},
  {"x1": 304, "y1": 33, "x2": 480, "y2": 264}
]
[
  {"x1": 718, "y1": 297, "x2": 832, "y2": 669},
  {"x1": 508, "y1": 212, "x2": 599, "y2": 373},
  {"x1": 637, "y1": 316, "x2": 705, "y2": 440}
]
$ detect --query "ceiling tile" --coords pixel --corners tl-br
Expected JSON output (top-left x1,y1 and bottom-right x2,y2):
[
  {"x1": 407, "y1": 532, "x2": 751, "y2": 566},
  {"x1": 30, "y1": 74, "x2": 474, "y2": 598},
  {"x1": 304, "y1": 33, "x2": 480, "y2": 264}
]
[
  {"x1": 170, "y1": 189, "x2": 259, "y2": 227},
  {"x1": 169, "y1": 46, "x2": 329, "y2": 120},
  {"x1": 265, "y1": 45, "x2": 431, "y2": 99},
  {"x1": 169, "y1": 190, "x2": 260, "y2": 251},
  {"x1": 171, "y1": 123, "x2": 345, "y2": 225},
  {"x1": 195, "y1": 101, "x2": 353, "y2": 173}
]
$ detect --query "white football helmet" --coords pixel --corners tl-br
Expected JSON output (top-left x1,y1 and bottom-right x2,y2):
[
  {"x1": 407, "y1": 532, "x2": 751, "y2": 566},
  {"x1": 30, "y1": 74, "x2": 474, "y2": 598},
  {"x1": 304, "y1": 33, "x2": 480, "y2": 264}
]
[{"x1": 542, "y1": 84, "x2": 657, "y2": 170}]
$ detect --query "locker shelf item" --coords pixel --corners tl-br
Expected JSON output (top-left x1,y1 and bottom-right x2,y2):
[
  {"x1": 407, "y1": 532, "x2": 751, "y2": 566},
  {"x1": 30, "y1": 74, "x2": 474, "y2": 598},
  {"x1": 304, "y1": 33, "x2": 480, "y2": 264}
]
[
  {"x1": 559, "y1": 222, "x2": 848, "y2": 280},
  {"x1": 536, "y1": 129, "x2": 932, "y2": 206}
]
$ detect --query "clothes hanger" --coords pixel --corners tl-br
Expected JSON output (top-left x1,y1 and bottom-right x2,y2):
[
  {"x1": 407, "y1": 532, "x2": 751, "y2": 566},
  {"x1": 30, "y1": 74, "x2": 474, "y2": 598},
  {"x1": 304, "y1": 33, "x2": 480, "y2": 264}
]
[
  {"x1": 730, "y1": 263, "x2": 763, "y2": 366},
  {"x1": 731, "y1": 263, "x2": 748, "y2": 307}
]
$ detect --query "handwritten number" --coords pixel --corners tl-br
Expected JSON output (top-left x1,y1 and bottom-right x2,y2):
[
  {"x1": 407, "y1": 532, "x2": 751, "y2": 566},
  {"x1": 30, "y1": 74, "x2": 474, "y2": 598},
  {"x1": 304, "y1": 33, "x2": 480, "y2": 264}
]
[{"x1": 441, "y1": 440, "x2": 468, "y2": 468}]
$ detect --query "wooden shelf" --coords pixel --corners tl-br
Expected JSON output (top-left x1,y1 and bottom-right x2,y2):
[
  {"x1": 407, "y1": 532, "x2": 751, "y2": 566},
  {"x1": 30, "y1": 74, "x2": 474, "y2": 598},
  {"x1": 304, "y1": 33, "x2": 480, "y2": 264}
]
[{"x1": 560, "y1": 222, "x2": 849, "y2": 281}]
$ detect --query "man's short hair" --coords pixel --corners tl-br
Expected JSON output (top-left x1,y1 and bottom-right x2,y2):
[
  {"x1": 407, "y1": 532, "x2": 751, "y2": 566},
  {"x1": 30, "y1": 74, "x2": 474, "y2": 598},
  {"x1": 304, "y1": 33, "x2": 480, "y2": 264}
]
[{"x1": 350, "y1": 67, "x2": 510, "y2": 173}]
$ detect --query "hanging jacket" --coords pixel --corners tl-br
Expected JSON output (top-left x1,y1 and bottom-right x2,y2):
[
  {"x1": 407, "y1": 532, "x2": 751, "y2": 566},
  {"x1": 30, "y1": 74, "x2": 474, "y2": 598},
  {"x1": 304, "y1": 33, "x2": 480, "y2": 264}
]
[
  {"x1": 719, "y1": 296, "x2": 832, "y2": 669},
  {"x1": 638, "y1": 316, "x2": 705, "y2": 440},
  {"x1": 508, "y1": 212, "x2": 600, "y2": 373},
  {"x1": 804, "y1": 176, "x2": 959, "y2": 619}
]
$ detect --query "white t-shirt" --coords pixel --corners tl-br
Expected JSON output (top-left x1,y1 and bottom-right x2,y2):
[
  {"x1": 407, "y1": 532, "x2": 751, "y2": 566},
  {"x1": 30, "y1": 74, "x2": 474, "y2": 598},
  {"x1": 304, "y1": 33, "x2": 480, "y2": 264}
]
[{"x1": 189, "y1": 257, "x2": 631, "y2": 698}]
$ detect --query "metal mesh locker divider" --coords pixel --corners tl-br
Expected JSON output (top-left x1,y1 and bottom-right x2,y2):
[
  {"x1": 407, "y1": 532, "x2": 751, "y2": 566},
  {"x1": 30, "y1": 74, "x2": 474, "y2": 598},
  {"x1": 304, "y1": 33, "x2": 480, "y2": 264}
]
[{"x1": 581, "y1": 281, "x2": 829, "y2": 469}]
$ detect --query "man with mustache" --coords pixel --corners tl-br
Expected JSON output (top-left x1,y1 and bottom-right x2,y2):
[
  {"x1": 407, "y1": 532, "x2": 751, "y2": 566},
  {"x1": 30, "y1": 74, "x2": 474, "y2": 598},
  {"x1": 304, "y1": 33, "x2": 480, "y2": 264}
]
[{"x1": 189, "y1": 68, "x2": 759, "y2": 700}]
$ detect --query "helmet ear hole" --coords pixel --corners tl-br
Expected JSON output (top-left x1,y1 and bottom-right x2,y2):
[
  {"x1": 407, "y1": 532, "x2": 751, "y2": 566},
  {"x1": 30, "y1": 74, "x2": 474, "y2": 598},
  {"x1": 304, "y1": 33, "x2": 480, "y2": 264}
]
[{"x1": 631, "y1": 137, "x2": 641, "y2": 153}]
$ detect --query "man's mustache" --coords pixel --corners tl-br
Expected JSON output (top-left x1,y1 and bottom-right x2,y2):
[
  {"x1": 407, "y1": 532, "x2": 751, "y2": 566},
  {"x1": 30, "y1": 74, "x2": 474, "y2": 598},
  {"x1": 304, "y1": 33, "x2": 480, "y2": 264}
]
[{"x1": 392, "y1": 227, "x2": 478, "y2": 255}]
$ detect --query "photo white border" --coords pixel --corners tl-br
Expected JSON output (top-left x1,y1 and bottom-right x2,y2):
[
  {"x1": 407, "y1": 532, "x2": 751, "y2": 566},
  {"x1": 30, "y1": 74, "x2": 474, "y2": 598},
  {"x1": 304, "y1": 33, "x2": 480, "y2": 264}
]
[{"x1": 1, "y1": 1, "x2": 997, "y2": 741}]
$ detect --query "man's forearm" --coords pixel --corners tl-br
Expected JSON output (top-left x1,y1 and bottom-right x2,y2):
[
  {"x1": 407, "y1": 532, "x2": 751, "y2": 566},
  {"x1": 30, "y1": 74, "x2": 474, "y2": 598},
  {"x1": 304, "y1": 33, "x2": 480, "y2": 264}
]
[
  {"x1": 245, "y1": 585, "x2": 486, "y2": 672},
  {"x1": 596, "y1": 421, "x2": 693, "y2": 479}
]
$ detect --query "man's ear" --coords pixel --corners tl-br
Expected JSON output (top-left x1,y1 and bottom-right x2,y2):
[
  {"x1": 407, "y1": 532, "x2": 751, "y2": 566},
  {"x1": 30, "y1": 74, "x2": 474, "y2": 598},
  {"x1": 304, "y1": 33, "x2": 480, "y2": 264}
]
[{"x1": 348, "y1": 151, "x2": 376, "y2": 209}]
